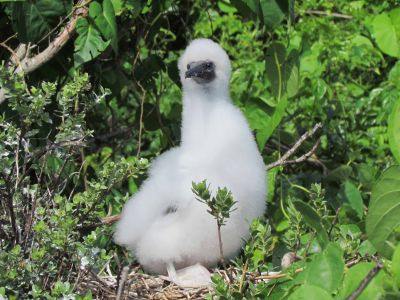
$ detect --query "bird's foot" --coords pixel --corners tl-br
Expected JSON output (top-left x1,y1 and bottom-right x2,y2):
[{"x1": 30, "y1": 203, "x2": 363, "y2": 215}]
[{"x1": 163, "y1": 262, "x2": 212, "y2": 288}]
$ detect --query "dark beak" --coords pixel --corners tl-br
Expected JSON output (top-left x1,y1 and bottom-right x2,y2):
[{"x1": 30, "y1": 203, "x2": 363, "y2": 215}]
[{"x1": 185, "y1": 60, "x2": 215, "y2": 83}]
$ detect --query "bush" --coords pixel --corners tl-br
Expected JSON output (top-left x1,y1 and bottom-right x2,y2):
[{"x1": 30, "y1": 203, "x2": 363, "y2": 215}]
[{"x1": 0, "y1": 0, "x2": 399, "y2": 298}]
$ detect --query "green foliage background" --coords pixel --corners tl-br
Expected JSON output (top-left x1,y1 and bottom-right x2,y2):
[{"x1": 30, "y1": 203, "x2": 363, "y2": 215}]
[{"x1": 0, "y1": 0, "x2": 400, "y2": 299}]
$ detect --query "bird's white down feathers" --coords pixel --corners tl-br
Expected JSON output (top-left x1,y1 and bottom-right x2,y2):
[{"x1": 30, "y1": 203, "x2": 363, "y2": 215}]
[{"x1": 115, "y1": 39, "x2": 266, "y2": 274}]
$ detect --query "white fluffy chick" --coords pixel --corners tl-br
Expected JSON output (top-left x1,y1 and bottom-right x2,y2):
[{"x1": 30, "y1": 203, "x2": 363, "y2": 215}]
[{"x1": 115, "y1": 38, "x2": 266, "y2": 286}]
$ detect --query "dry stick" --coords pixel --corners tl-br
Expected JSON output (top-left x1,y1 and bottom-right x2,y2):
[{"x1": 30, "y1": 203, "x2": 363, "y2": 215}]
[
  {"x1": 255, "y1": 267, "x2": 304, "y2": 280},
  {"x1": 136, "y1": 82, "x2": 146, "y2": 158},
  {"x1": 102, "y1": 214, "x2": 121, "y2": 225},
  {"x1": 266, "y1": 123, "x2": 323, "y2": 170},
  {"x1": 345, "y1": 262, "x2": 384, "y2": 300},
  {"x1": 238, "y1": 260, "x2": 249, "y2": 294},
  {"x1": 0, "y1": 42, "x2": 23, "y2": 70},
  {"x1": 284, "y1": 138, "x2": 321, "y2": 165},
  {"x1": 306, "y1": 10, "x2": 353, "y2": 19},
  {"x1": 116, "y1": 266, "x2": 130, "y2": 300},
  {"x1": 0, "y1": 0, "x2": 90, "y2": 104}
]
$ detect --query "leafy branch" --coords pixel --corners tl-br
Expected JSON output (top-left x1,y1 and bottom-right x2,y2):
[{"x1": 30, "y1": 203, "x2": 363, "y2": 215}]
[{"x1": 192, "y1": 180, "x2": 237, "y2": 282}]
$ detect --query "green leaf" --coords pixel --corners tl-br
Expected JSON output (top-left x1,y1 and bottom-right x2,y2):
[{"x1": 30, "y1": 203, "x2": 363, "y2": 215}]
[
  {"x1": 369, "y1": 8, "x2": 400, "y2": 57},
  {"x1": 357, "y1": 163, "x2": 376, "y2": 190},
  {"x1": 10, "y1": 0, "x2": 72, "y2": 43},
  {"x1": 266, "y1": 43, "x2": 285, "y2": 98},
  {"x1": 90, "y1": 0, "x2": 118, "y2": 53},
  {"x1": 74, "y1": 17, "x2": 110, "y2": 66},
  {"x1": 128, "y1": 177, "x2": 138, "y2": 194},
  {"x1": 358, "y1": 240, "x2": 376, "y2": 256},
  {"x1": 258, "y1": 0, "x2": 286, "y2": 29},
  {"x1": 338, "y1": 262, "x2": 385, "y2": 300},
  {"x1": 46, "y1": 155, "x2": 63, "y2": 176},
  {"x1": 292, "y1": 200, "x2": 329, "y2": 249},
  {"x1": 266, "y1": 44, "x2": 299, "y2": 99},
  {"x1": 301, "y1": 243, "x2": 344, "y2": 293},
  {"x1": 343, "y1": 181, "x2": 364, "y2": 219},
  {"x1": 366, "y1": 166, "x2": 400, "y2": 258},
  {"x1": 231, "y1": 0, "x2": 286, "y2": 29},
  {"x1": 286, "y1": 50, "x2": 300, "y2": 98},
  {"x1": 388, "y1": 98, "x2": 400, "y2": 164},
  {"x1": 256, "y1": 96, "x2": 288, "y2": 150},
  {"x1": 326, "y1": 165, "x2": 352, "y2": 183},
  {"x1": 267, "y1": 168, "x2": 278, "y2": 203},
  {"x1": 392, "y1": 243, "x2": 400, "y2": 288},
  {"x1": 389, "y1": 61, "x2": 400, "y2": 89},
  {"x1": 288, "y1": 284, "x2": 333, "y2": 300}
]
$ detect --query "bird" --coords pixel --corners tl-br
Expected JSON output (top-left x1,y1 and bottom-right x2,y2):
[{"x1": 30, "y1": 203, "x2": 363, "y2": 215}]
[{"x1": 114, "y1": 38, "x2": 266, "y2": 287}]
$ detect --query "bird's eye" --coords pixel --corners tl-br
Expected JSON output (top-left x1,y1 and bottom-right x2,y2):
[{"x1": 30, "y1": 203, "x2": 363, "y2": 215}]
[
  {"x1": 206, "y1": 62, "x2": 212, "y2": 68},
  {"x1": 187, "y1": 64, "x2": 190, "y2": 70}
]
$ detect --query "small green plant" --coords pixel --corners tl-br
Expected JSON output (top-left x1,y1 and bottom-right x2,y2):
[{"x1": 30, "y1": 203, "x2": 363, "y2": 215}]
[{"x1": 192, "y1": 180, "x2": 237, "y2": 273}]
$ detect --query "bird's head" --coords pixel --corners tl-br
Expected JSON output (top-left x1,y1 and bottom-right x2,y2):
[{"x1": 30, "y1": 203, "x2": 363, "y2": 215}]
[{"x1": 178, "y1": 39, "x2": 231, "y2": 92}]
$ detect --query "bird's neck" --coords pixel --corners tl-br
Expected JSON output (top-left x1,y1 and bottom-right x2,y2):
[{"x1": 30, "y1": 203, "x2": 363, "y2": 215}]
[{"x1": 181, "y1": 87, "x2": 229, "y2": 147}]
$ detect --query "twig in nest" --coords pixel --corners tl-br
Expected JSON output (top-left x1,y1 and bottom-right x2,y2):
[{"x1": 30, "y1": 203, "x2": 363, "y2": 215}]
[
  {"x1": 116, "y1": 266, "x2": 130, "y2": 300},
  {"x1": 266, "y1": 123, "x2": 322, "y2": 171},
  {"x1": 345, "y1": 261, "x2": 383, "y2": 300}
]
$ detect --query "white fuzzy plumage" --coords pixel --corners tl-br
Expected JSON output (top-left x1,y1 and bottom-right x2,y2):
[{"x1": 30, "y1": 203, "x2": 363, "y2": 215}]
[{"x1": 115, "y1": 38, "x2": 266, "y2": 274}]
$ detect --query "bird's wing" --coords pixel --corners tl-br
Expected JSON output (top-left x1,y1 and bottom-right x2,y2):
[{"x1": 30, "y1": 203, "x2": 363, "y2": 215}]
[{"x1": 114, "y1": 147, "x2": 184, "y2": 247}]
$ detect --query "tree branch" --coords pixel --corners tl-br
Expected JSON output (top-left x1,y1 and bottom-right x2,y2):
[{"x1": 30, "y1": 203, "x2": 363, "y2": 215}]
[
  {"x1": 266, "y1": 123, "x2": 323, "y2": 170},
  {"x1": 0, "y1": 0, "x2": 90, "y2": 104},
  {"x1": 345, "y1": 262, "x2": 384, "y2": 300},
  {"x1": 101, "y1": 214, "x2": 121, "y2": 225}
]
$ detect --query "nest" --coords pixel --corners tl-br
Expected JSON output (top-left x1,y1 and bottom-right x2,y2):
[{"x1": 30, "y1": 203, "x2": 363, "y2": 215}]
[
  {"x1": 77, "y1": 266, "x2": 214, "y2": 299},
  {"x1": 76, "y1": 263, "x2": 286, "y2": 299}
]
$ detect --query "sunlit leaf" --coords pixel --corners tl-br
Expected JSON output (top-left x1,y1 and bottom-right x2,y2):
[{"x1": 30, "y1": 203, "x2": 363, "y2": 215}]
[
  {"x1": 288, "y1": 283, "x2": 333, "y2": 300},
  {"x1": 369, "y1": 8, "x2": 400, "y2": 57},
  {"x1": 301, "y1": 243, "x2": 344, "y2": 293},
  {"x1": 392, "y1": 244, "x2": 400, "y2": 288},
  {"x1": 366, "y1": 166, "x2": 400, "y2": 258}
]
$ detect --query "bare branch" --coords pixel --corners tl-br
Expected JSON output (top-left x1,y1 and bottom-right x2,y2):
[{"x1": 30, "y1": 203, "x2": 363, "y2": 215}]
[
  {"x1": 345, "y1": 262, "x2": 384, "y2": 300},
  {"x1": 0, "y1": 0, "x2": 90, "y2": 104},
  {"x1": 101, "y1": 214, "x2": 121, "y2": 225},
  {"x1": 306, "y1": 10, "x2": 353, "y2": 19},
  {"x1": 266, "y1": 123, "x2": 323, "y2": 171},
  {"x1": 256, "y1": 267, "x2": 304, "y2": 280}
]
